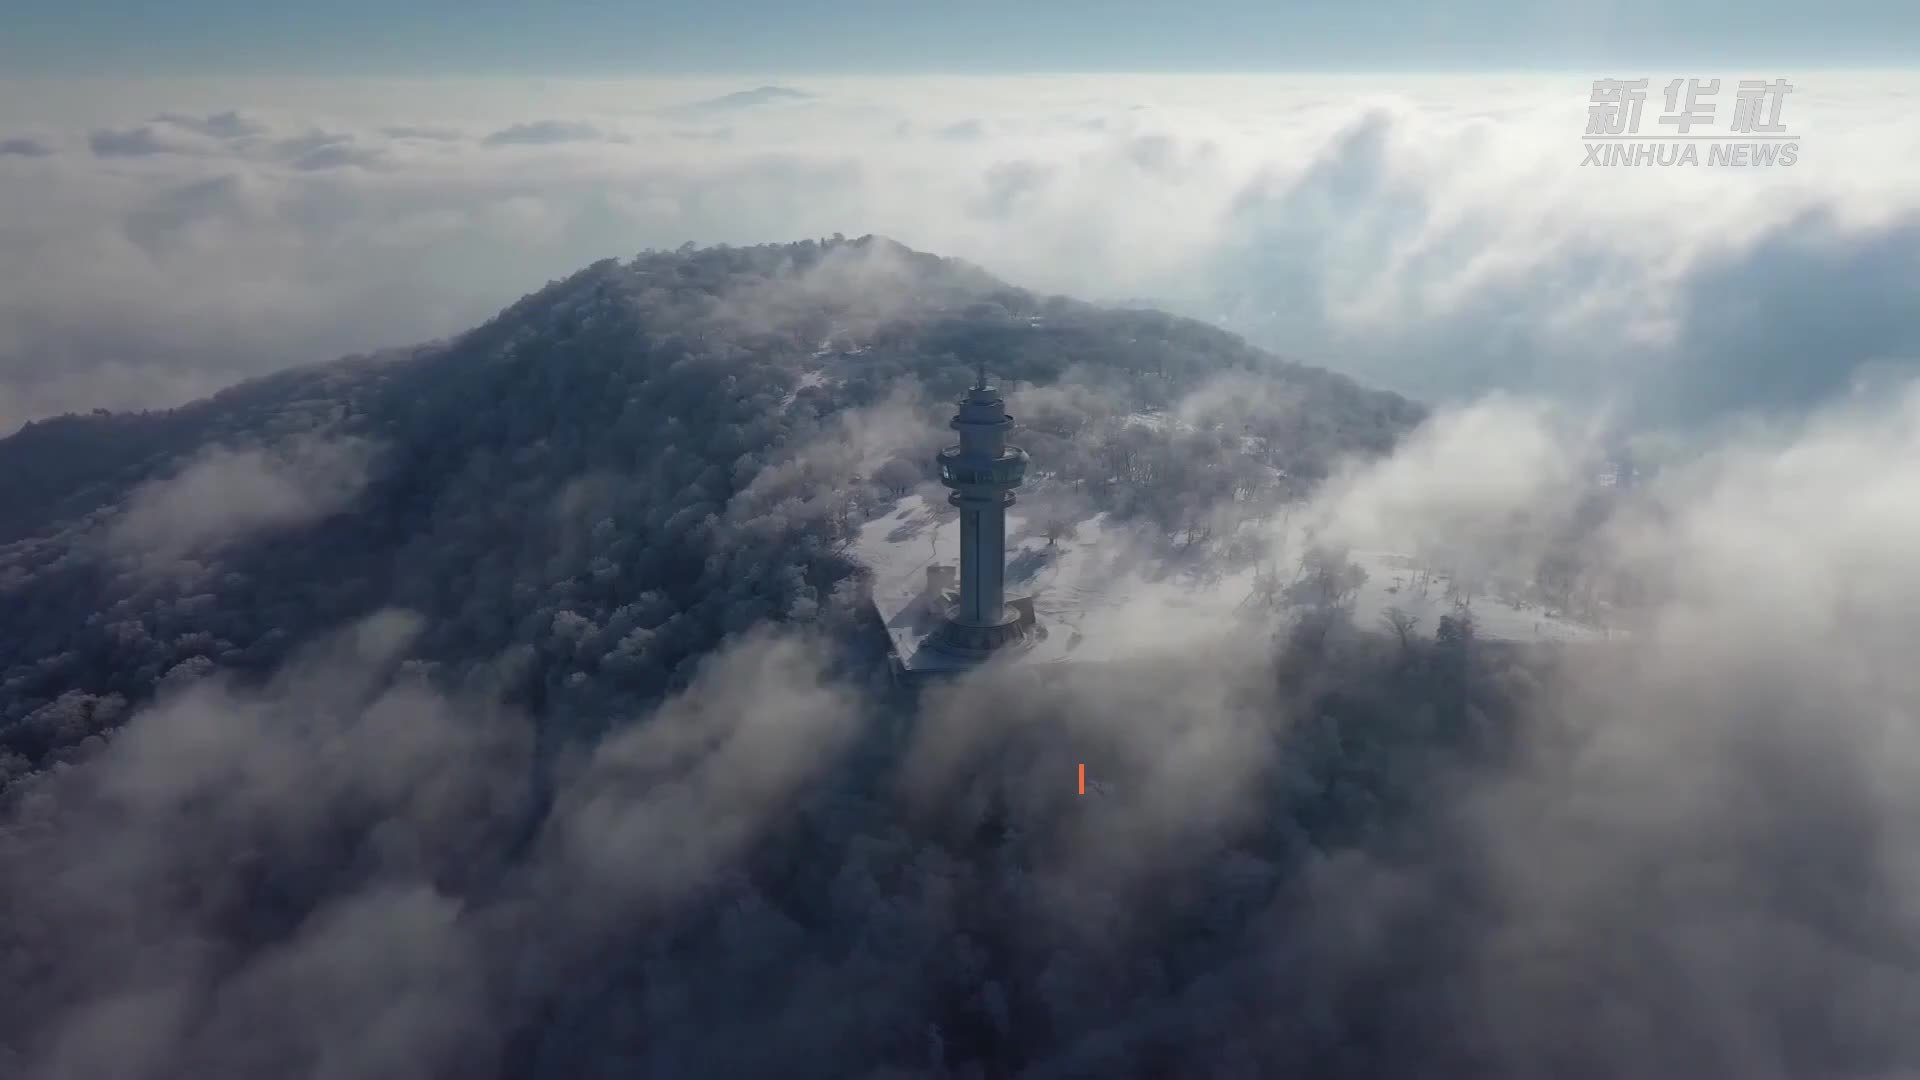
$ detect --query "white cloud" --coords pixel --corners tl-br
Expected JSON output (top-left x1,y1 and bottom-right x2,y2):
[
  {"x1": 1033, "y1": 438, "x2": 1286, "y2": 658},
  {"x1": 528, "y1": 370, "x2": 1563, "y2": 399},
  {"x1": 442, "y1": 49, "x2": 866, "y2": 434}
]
[
  {"x1": 106, "y1": 433, "x2": 377, "y2": 570},
  {"x1": 0, "y1": 73, "x2": 1917, "y2": 430},
  {"x1": 1303, "y1": 394, "x2": 1598, "y2": 576},
  {"x1": 543, "y1": 630, "x2": 861, "y2": 919},
  {"x1": 0, "y1": 610, "x2": 530, "y2": 1079}
]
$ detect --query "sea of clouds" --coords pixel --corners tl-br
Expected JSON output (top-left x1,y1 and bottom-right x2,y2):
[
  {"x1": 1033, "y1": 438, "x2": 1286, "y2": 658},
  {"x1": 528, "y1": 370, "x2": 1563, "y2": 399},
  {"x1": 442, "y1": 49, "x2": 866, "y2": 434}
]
[{"x1": 2, "y1": 72, "x2": 1917, "y2": 430}]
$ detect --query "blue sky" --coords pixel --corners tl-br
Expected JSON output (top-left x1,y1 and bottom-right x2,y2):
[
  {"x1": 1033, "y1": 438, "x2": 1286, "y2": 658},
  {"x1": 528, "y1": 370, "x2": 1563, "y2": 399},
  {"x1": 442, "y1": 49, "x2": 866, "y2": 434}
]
[{"x1": 7, "y1": 0, "x2": 1916, "y2": 76}]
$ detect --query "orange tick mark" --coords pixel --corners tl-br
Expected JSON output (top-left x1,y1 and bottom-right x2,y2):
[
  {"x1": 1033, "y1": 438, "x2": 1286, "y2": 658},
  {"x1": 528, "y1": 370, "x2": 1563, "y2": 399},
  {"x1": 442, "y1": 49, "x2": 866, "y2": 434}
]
[{"x1": 1078, "y1": 763, "x2": 1086, "y2": 795}]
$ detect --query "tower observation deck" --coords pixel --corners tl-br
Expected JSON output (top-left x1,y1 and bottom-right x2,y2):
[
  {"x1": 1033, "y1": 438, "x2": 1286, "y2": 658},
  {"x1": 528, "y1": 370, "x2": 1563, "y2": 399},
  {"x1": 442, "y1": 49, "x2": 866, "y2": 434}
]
[{"x1": 927, "y1": 365, "x2": 1037, "y2": 657}]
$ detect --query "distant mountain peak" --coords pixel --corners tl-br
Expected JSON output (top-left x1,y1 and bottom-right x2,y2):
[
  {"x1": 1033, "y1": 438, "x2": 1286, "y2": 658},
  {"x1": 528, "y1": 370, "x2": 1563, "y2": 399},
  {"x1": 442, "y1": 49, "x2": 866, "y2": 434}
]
[{"x1": 681, "y1": 85, "x2": 815, "y2": 112}]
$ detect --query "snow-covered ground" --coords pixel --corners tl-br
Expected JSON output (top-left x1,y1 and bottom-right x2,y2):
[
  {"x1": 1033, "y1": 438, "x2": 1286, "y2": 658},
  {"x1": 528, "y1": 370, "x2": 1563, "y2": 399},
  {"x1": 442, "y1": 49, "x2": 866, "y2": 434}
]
[
  {"x1": 855, "y1": 490, "x2": 1611, "y2": 675},
  {"x1": 780, "y1": 368, "x2": 833, "y2": 407}
]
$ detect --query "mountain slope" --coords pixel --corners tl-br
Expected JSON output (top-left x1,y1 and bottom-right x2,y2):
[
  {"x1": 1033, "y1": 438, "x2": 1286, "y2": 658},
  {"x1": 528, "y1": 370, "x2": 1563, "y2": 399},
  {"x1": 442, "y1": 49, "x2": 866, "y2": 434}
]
[{"x1": 0, "y1": 236, "x2": 1421, "y2": 774}]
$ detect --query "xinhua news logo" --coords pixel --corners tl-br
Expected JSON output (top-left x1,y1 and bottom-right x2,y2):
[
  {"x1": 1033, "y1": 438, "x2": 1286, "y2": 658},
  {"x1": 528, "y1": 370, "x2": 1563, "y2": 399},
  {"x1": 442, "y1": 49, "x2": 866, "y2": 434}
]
[{"x1": 1584, "y1": 78, "x2": 1799, "y2": 167}]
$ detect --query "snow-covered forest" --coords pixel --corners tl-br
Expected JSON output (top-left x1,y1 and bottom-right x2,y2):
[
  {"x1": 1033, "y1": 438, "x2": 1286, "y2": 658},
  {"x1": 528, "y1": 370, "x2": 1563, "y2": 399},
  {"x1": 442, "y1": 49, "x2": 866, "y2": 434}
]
[{"x1": 0, "y1": 236, "x2": 1420, "y2": 775}]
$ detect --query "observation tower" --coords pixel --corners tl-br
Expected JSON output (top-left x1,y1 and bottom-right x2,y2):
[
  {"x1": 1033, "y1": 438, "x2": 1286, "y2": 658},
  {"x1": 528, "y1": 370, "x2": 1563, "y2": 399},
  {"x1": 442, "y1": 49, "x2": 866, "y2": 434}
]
[{"x1": 926, "y1": 364, "x2": 1037, "y2": 657}]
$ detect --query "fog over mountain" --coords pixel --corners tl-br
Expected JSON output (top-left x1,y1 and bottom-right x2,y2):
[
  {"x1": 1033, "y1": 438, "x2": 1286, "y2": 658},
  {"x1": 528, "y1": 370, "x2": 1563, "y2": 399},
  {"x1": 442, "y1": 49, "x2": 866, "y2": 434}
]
[
  {"x1": 4, "y1": 231, "x2": 1920, "y2": 1079},
  {"x1": 6, "y1": 34, "x2": 1920, "y2": 1077},
  {"x1": 3, "y1": 74, "x2": 1917, "y2": 431}
]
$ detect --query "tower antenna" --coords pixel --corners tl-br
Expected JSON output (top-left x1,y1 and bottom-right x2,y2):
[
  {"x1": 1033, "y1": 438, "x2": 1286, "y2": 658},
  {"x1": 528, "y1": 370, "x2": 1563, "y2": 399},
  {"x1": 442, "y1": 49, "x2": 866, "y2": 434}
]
[{"x1": 974, "y1": 359, "x2": 988, "y2": 390}]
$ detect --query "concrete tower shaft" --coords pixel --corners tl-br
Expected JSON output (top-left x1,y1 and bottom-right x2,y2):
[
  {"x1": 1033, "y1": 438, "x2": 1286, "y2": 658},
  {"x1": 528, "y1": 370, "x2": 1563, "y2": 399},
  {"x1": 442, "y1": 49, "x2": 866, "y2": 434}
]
[{"x1": 935, "y1": 370, "x2": 1028, "y2": 628}]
